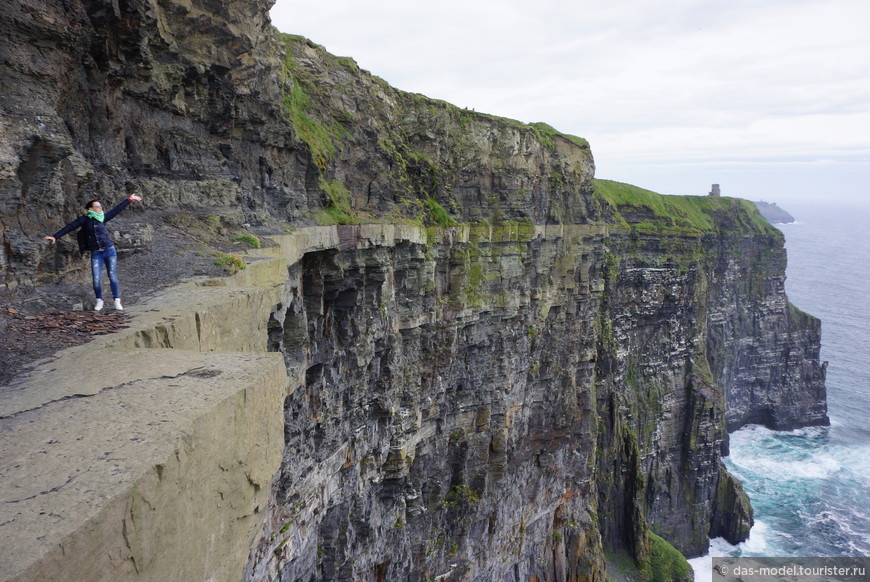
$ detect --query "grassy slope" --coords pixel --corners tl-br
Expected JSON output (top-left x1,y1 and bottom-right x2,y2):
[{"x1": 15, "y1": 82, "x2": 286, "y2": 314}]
[
  {"x1": 594, "y1": 178, "x2": 778, "y2": 236},
  {"x1": 279, "y1": 34, "x2": 775, "y2": 239}
]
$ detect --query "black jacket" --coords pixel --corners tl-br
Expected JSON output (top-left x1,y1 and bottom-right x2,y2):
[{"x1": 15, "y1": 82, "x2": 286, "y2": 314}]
[{"x1": 52, "y1": 198, "x2": 132, "y2": 251}]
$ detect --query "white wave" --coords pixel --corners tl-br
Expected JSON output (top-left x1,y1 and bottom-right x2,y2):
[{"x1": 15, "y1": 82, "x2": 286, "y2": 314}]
[
  {"x1": 726, "y1": 425, "x2": 846, "y2": 481},
  {"x1": 689, "y1": 523, "x2": 776, "y2": 582},
  {"x1": 728, "y1": 453, "x2": 841, "y2": 482},
  {"x1": 739, "y1": 520, "x2": 776, "y2": 555},
  {"x1": 724, "y1": 419, "x2": 870, "y2": 557},
  {"x1": 797, "y1": 507, "x2": 870, "y2": 555},
  {"x1": 764, "y1": 455, "x2": 838, "y2": 480},
  {"x1": 830, "y1": 445, "x2": 870, "y2": 480},
  {"x1": 688, "y1": 553, "x2": 713, "y2": 582},
  {"x1": 835, "y1": 520, "x2": 870, "y2": 555}
]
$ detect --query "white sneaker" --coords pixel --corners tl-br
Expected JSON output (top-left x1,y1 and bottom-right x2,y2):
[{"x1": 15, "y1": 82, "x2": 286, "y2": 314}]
[
  {"x1": 94, "y1": 299, "x2": 104, "y2": 312},
  {"x1": 113, "y1": 298, "x2": 123, "y2": 311}
]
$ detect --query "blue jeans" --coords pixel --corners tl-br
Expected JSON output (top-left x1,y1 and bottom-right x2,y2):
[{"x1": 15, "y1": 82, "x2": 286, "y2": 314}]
[{"x1": 91, "y1": 246, "x2": 119, "y2": 299}]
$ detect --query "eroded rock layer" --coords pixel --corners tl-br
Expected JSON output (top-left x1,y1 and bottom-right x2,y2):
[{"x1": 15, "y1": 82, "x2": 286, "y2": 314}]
[{"x1": 242, "y1": 220, "x2": 825, "y2": 581}]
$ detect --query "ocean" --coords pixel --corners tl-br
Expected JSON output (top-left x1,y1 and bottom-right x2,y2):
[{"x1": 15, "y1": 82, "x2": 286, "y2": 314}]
[{"x1": 690, "y1": 202, "x2": 870, "y2": 580}]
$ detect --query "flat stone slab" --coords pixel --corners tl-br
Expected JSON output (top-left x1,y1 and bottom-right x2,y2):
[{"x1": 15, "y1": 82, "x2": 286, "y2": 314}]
[{"x1": 0, "y1": 348, "x2": 285, "y2": 582}]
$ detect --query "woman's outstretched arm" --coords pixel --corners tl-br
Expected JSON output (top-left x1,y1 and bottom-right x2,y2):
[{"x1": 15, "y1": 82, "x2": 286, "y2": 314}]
[{"x1": 43, "y1": 215, "x2": 86, "y2": 244}]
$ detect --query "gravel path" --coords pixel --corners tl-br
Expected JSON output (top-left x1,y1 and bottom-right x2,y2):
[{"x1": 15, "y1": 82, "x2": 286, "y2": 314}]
[{"x1": 0, "y1": 209, "x2": 274, "y2": 387}]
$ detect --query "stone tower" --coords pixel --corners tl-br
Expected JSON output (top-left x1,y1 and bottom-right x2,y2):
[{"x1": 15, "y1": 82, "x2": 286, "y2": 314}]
[{"x1": 709, "y1": 184, "x2": 721, "y2": 197}]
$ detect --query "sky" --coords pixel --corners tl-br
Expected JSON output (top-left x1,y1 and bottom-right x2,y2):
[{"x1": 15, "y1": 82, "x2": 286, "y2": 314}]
[{"x1": 269, "y1": 0, "x2": 870, "y2": 207}]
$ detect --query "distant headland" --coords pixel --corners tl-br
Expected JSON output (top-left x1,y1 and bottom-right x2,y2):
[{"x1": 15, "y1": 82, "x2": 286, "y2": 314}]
[
  {"x1": 753, "y1": 200, "x2": 796, "y2": 224},
  {"x1": 706, "y1": 184, "x2": 795, "y2": 224}
]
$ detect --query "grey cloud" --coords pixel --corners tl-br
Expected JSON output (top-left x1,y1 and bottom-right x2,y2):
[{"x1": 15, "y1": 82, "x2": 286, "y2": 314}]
[{"x1": 271, "y1": 0, "x2": 870, "y2": 204}]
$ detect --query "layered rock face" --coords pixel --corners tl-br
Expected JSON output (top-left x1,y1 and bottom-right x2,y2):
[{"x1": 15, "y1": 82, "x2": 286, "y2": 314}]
[
  {"x1": 1, "y1": 0, "x2": 596, "y2": 290},
  {"x1": 240, "y1": 218, "x2": 824, "y2": 580},
  {"x1": 703, "y1": 233, "x2": 827, "y2": 431},
  {"x1": 249, "y1": 226, "x2": 608, "y2": 581},
  {"x1": 0, "y1": 2, "x2": 828, "y2": 581},
  {"x1": 0, "y1": 0, "x2": 291, "y2": 289}
]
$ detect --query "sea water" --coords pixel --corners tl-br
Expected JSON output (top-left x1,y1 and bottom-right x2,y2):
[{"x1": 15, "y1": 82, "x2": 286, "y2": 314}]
[{"x1": 690, "y1": 202, "x2": 870, "y2": 581}]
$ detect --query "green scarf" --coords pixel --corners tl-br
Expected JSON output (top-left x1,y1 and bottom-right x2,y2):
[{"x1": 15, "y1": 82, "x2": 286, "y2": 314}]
[{"x1": 87, "y1": 210, "x2": 105, "y2": 222}]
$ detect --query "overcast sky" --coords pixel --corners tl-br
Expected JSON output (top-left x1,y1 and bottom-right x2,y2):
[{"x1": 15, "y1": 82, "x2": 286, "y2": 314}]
[{"x1": 270, "y1": 0, "x2": 870, "y2": 207}]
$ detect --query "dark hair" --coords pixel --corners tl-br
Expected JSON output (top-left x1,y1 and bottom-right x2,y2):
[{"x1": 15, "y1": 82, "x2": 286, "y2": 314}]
[{"x1": 85, "y1": 199, "x2": 100, "y2": 210}]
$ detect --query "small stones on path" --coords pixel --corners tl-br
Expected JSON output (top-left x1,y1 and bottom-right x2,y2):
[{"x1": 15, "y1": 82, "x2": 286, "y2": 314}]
[{"x1": 6, "y1": 307, "x2": 130, "y2": 339}]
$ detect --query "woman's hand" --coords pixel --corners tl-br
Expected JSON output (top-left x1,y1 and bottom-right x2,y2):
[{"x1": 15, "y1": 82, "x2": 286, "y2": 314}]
[
  {"x1": 129, "y1": 194, "x2": 142, "y2": 202},
  {"x1": 43, "y1": 236, "x2": 56, "y2": 244}
]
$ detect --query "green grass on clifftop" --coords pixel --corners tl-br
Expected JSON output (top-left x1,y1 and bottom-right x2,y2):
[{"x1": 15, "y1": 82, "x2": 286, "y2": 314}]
[
  {"x1": 528, "y1": 122, "x2": 590, "y2": 149},
  {"x1": 594, "y1": 179, "x2": 778, "y2": 236}
]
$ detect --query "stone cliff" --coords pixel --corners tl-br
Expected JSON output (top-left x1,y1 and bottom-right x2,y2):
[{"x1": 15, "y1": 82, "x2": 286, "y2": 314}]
[
  {"x1": 0, "y1": 1, "x2": 828, "y2": 581},
  {"x1": 753, "y1": 201, "x2": 795, "y2": 224}
]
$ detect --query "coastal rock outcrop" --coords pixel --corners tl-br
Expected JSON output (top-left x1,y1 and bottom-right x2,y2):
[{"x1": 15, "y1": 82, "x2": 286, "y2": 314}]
[
  {"x1": 753, "y1": 201, "x2": 796, "y2": 224},
  {"x1": 0, "y1": 1, "x2": 827, "y2": 581}
]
